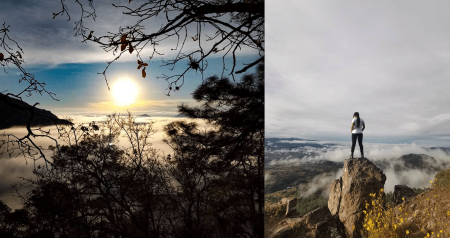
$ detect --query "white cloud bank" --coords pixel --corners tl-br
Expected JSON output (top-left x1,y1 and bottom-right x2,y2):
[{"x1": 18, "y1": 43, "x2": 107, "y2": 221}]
[{"x1": 270, "y1": 142, "x2": 450, "y2": 196}]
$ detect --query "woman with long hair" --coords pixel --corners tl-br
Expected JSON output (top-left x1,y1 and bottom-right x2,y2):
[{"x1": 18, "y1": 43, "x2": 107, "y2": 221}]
[{"x1": 351, "y1": 112, "x2": 365, "y2": 159}]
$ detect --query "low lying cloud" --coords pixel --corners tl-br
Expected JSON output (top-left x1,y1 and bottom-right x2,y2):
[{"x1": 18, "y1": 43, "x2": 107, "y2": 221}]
[
  {"x1": 301, "y1": 169, "x2": 343, "y2": 198},
  {"x1": 270, "y1": 142, "x2": 450, "y2": 197},
  {"x1": 302, "y1": 143, "x2": 450, "y2": 165},
  {"x1": 0, "y1": 114, "x2": 212, "y2": 209},
  {"x1": 86, "y1": 100, "x2": 196, "y2": 116},
  {"x1": 269, "y1": 158, "x2": 303, "y2": 166}
]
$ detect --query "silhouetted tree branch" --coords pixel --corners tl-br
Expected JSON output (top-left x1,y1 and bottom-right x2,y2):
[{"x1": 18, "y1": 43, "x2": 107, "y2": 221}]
[
  {"x1": 163, "y1": 63, "x2": 264, "y2": 237},
  {"x1": 53, "y1": 0, "x2": 264, "y2": 95},
  {"x1": 0, "y1": 23, "x2": 70, "y2": 166}
]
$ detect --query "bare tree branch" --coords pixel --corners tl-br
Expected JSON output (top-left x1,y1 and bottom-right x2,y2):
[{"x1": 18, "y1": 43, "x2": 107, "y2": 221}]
[{"x1": 54, "y1": 0, "x2": 264, "y2": 95}]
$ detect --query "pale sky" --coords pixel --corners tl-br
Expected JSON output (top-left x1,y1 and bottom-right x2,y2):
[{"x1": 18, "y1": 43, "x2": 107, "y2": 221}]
[{"x1": 266, "y1": 0, "x2": 450, "y2": 146}]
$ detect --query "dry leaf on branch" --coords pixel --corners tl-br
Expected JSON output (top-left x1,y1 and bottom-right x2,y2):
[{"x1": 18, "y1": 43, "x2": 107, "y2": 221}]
[
  {"x1": 120, "y1": 34, "x2": 128, "y2": 51},
  {"x1": 129, "y1": 43, "x2": 134, "y2": 54},
  {"x1": 121, "y1": 43, "x2": 127, "y2": 51},
  {"x1": 120, "y1": 34, "x2": 127, "y2": 43},
  {"x1": 137, "y1": 60, "x2": 148, "y2": 69},
  {"x1": 87, "y1": 30, "x2": 94, "y2": 40},
  {"x1": 0, "y1": 53, "x2": 4, "y2": 61},
  {"x1": 142, "y1": 67, "x2": 147, "y2": 78}
]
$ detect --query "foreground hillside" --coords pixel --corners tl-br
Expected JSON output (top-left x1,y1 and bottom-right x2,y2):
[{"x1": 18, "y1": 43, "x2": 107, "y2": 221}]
[{"x1": 265, "y1": 157, "x2": 450, "y2": 238}]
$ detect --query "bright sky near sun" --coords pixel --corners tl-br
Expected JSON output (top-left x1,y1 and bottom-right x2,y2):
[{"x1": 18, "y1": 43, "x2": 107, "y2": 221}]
[
  {"x1": 0, "y1": 0, "x2": 259, "y2": 117},
  {"x1": 111, "y1": 78, "x2": 139, "y2": 106}
]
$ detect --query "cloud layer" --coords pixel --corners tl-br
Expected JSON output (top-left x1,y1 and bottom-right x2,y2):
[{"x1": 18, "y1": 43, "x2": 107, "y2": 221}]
[
  {"x1": 0, "y1": 115, "x2": 211, "y2": 209},
  {"x1": 268, "y1": 141, "x2": 450, "y2": 196}
]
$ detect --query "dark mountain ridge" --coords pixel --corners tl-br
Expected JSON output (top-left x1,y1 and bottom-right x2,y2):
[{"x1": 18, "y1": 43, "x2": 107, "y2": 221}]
[{"x1": 0, "y1": 93, "x2": 73, "y2": 129}]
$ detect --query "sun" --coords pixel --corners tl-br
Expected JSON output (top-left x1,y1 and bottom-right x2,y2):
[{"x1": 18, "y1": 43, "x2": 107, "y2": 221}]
[{"x1": 111, "y1": 78, "x2": 138, "y2": 106}]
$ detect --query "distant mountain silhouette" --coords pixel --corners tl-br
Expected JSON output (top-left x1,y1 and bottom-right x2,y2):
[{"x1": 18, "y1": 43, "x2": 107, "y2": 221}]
[
  {"x1": 138, "y1": 114, "x2": 151, "y2": 117},
  {"x1": 375, "y1": 153, "x2": 442, "y2": 172},
  {"x1": 0, "y1": 94, "x2": 73, "y2": 129},
  {"x1": 174, "y1": 114, "x2": 188, "y2": 118},
  {"x1": 266, "y1": 137, "x2": 318, "y2": 142}
]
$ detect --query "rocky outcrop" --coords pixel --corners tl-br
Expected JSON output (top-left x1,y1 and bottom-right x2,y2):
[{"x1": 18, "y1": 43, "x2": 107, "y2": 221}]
[
  {"x1": 393, "y1": 185, "x2": 417, "y2": 206},
  {"x1": 266, "y1": 157, "x2": 387, "y2": 238},
  {"x1": 328, "y1": 157, "x2": 386, "y2": 238},
  {"x1": 328, "y1": 177, "x2": 343, "y2": 216},
  {"x1": 283, "y1": 197, "x2": 297, "y2": 217},
  {"x1": 267, "y1": 206, "x2": 346, "y2": 238},
  {"x1": 0, "y1": 93, "x2": 72, "y2": 129}
]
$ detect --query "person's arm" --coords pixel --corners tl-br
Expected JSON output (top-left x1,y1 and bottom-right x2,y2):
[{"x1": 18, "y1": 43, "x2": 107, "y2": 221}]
[
  {"x1": 351, "y1": 123, "x2": 354, "y2": 133},
  {"x1": 362, "y1": 122, "x2": 365, "y2": 131}
]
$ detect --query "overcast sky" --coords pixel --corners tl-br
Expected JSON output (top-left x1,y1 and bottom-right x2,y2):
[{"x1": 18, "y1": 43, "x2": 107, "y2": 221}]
[{"x1": 266, "y1": 1, "x2": 450, "y2": 146}]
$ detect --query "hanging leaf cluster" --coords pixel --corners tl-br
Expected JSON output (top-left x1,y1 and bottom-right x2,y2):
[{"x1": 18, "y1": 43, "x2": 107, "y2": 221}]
[
  {"x1": 120, "y1": 34, "x2": 128, "y2": 51},
  {"x1": 137, "y1": 60, "x2": 148, "y2": 78},
  {"x1": 120, "y1": 33, "x2": 135, "y2": 54}
]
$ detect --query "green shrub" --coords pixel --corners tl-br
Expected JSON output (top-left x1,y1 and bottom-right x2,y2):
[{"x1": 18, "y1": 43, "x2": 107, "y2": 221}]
[
  {"x1": 434, "y1": 167, "x2": 450, "y2": 188},
  {"x1": 412, "y1": 187, "x2": 425, "y2": 194},
  {"x1": 296, "y1": 194, "x2": 328, "y2": 217},
  {"x1": 385, "y1": 191, "x2": 394, "y2": 208}
]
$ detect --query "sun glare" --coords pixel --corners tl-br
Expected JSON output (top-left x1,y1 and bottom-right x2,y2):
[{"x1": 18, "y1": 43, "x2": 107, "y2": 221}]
[{"x1": 111, "y1": 78, "x2": 138, "y2": 106}]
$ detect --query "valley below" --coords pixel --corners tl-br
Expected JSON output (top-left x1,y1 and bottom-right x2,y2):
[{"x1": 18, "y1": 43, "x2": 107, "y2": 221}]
[{"x1": 265, "y1": 138, "x2": 450, "y2": 200}]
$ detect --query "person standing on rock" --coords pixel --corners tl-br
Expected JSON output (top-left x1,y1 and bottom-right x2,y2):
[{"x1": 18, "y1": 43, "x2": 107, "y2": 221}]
[{"x1": 350, "y1": 112, "x2": 365, "y2": 159}]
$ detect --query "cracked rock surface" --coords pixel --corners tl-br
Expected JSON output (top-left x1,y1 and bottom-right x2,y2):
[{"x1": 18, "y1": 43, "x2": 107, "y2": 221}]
[{"x1": 328, "y1": 157, "x2": 386, "y2": 238}]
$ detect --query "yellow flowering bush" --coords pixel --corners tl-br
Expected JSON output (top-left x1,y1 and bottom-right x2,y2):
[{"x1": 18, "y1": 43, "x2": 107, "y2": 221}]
[
  {"x1": 362, "y1": 188, "x2": 408, "y2": 237},
  {"x1": 362, "y1": 177, "x2": 450, "y2": 238}
]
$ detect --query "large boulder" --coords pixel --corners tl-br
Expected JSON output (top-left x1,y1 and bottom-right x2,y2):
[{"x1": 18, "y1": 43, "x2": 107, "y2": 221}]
[
  {"x1": 284, "y1": 197, "x2": 297, "y2": 217},
  {"x1": 393, "y1": 185, "x2": 417, "y2": 206},
  {"x1": 328, "y1": 157, "x2": 386, "y2": 238}
]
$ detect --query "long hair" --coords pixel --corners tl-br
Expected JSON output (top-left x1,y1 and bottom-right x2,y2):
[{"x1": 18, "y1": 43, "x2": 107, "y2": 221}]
[{"x1": 354, "y1": 112, "x2": 360, "y2": 127}]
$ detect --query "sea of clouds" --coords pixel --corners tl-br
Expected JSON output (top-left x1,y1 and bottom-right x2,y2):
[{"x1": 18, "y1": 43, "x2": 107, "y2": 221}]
[
  {"x1": 0, "y1": 115, "x2": 210, "y2": 209},
  {"x1": 267, "y1": 141, "x2": 450, "y2": 197}
]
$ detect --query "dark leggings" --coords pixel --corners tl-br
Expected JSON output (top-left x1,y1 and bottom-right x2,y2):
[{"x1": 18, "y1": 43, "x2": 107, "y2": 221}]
[{"x1": 351, "y1": 133, "x2": 363, "y2": 153}]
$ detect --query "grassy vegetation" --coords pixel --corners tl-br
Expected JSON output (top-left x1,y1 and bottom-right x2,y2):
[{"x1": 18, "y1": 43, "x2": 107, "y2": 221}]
[
  {"x1": 385, "y1": 191, "x2": 394, "y2": 208},
  {"x1": 265, "y1": 186, "x2": 328, "y2": 218},
  {"x1": 265, "y1": 187, "x2": 298, "y2": 204},
  {"x1": 412, "y1": 187, "x2": 425, "y2": 194},
  {"x1": 296, "y1": 194, "x2": 328, "y2": 217},
  {"x1": 284, "y1": 188, "x2": 297, "y2": 197},
  {"x1": 435, "y1": 167, "x2": 450, "y2": 188},
  {"x1": 385, "y1": 187, "x2": 426, "y2": 207}
]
